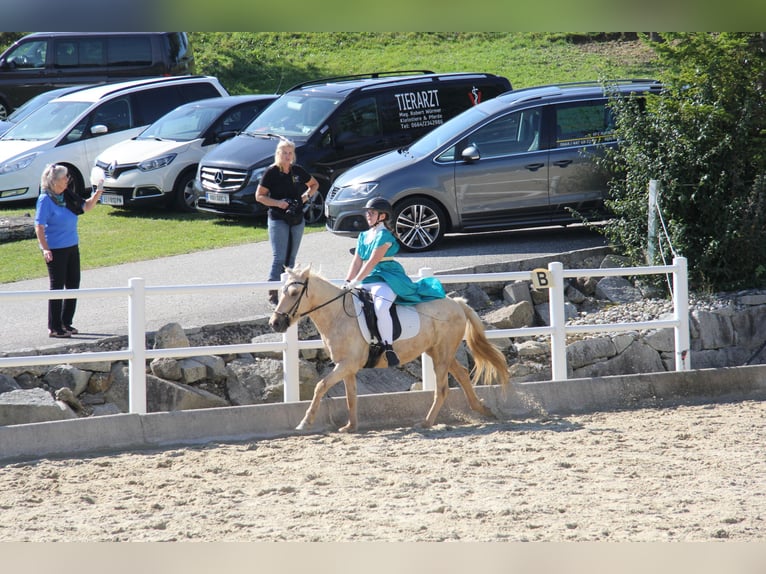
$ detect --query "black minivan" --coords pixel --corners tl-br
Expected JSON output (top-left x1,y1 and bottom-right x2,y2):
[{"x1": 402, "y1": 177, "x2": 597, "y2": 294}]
[
  {"x1": 0, "y1": 32, "x2": 195, "y2": 120},
  {"x1": 193, "y1": 71, "x2": 512, "y2": 223}
]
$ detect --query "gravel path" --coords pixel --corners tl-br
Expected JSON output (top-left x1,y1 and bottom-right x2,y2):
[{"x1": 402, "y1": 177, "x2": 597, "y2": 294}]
[{"x1": 1, "y1": 398, "x2": 763, "y2": 542}]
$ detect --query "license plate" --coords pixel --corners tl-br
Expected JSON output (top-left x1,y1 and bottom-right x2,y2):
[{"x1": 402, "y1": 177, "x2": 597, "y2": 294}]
[
  {"x1": 206, "y1": 192, "x2": 230, "y2": 205},
  {"x1": 100, "y1": 194, "x2": 123, "y2": 206}
]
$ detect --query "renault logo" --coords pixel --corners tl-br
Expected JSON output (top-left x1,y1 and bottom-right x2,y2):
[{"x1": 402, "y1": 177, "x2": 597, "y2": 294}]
[
  {"x1": 105, "y1": 161, "x2": 116, "y2": 177},
  {"x1": 214, "y1": 170, "x2": 224, "y2": 185}
]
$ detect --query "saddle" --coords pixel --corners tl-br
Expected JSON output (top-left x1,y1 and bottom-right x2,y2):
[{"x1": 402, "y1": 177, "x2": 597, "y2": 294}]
[{"x1": 355, "y1": 288, "x2": 402, "y2": 368}]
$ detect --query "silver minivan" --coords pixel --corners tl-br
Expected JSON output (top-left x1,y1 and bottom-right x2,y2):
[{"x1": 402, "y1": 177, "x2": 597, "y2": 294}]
[{"x1": 325, "y1": 79, "x2": 661, "y2": 251}]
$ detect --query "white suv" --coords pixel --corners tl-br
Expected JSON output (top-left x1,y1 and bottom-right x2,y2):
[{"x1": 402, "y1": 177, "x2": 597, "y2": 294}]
[
  {"x1": 0, "y1": 75, "x2": 228, "y2": 204},
  {"x1": 94, "y1": 94, "x2": 276, "y2": 211}
]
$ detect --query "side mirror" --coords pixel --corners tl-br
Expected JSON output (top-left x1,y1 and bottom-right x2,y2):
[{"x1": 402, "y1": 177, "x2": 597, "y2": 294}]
[
  {"x1": 461, "y1": 145, "x2": 480, "y2": 162},
  {"x1": 90, "y1": 124, "x2": 108, "y2": 136}
]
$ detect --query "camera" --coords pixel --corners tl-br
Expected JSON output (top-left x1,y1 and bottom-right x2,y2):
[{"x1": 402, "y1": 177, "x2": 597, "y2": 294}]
[{"x1": 284, "y1": 198, "x2": 303, "y2": 218}]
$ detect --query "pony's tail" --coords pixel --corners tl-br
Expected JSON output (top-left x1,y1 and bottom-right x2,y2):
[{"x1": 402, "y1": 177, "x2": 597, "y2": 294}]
[{"x1": 458, "y1": 298, "x2": 509, "y2": 387}]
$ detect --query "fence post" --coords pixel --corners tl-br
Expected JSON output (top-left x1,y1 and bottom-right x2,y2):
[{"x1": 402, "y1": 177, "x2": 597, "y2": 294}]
[
  {"x1": 548, "y1": 262, "x2": 568, "y2": 381},
  {"x1": 280, "y1": 273, "x2": 301, "y2": 402},
  {"x1": 673, "y1": 256, "x2": 691, "y2": 371},
  {"x1": 128, "y1": 277, "x2": 147, "y2": 414},
  {"x1": 418, "y1": 267, "x2": 437, "y2": 391},
  {"x1": 647, "y1": 180, "x2": 659, "y2": 265}
]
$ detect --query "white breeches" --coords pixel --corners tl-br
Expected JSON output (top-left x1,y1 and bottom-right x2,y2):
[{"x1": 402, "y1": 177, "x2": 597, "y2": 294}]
[{"x1": 361, "y1": 282, "x2": 395, "y2": 344}]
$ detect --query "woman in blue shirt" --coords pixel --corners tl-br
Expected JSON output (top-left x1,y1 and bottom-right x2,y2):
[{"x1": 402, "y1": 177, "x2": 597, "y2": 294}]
[
  {"x1": 343, "y1": 197, "x2": 445, "y2": 366},
  {"x1": 34, "y1": 164, "x2": 104, "y2": 338}
]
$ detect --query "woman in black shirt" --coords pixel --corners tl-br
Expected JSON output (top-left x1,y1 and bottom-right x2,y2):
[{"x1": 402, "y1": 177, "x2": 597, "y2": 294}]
[{"x1": 255, "y1": 138, "x2": 319, "y2": 305}]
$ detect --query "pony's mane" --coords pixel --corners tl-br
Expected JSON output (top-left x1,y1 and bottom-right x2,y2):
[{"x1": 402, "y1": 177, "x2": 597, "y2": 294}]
[{"x1": 286, "y1": 265, "x2": 333, "y2": 285}]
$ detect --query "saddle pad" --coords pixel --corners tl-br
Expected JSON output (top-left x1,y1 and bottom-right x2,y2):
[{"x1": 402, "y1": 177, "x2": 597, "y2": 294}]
[{"x1": 352, "y1": 295, "x2": 421, "y2": 344}]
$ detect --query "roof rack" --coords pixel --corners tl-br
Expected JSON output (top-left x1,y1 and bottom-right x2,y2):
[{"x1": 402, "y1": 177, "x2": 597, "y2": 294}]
[{"x1": 286, "y1": 70, "x2": 435, "y2": 92}]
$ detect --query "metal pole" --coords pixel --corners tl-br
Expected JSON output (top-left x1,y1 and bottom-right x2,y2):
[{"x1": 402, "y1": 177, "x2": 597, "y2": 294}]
[
  {"x1": 128, "y1": 277, "x2": 147, "y2": 414},
  {"x1": 548, "y1": 262, "x2": 568, "y2": 380},
  {"x1": 673, "y1": 256, "x2": 690, "y2": 371}
]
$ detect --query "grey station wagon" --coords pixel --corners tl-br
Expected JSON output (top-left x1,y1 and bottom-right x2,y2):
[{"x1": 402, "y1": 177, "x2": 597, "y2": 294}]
[{"x1": 325, "y1": 79, "x2": 662, "y2": 251}]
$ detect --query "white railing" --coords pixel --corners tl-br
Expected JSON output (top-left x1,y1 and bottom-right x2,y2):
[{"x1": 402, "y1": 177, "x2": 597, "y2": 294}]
[{"x1": 0, "y1": 257, "x2": 689, "y2": 414}]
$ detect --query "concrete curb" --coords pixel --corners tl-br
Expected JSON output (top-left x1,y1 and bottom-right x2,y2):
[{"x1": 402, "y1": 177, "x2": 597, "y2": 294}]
[{"x1": 2, "y1": 364, "x2": 765, "y2": 463}]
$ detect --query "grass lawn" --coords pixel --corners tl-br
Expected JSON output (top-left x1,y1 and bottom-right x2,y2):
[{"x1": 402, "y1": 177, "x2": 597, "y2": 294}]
[{"x1": 0, "y1": 201, "x2": 323, "y2": 284}]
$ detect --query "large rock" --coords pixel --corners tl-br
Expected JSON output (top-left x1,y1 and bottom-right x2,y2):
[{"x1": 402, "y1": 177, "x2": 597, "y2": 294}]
[
  {"x1": 105, "y1": 363, "x2": 227, "y2": 412},
  {"x1": 0, "y1": 388, "x2": 77, "y2": 425}
]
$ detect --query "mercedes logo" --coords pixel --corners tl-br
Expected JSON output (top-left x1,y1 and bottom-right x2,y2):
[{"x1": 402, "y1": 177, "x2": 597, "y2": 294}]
[{"x1": 214, "y1": 170, "x2": 224, "y2": 185}]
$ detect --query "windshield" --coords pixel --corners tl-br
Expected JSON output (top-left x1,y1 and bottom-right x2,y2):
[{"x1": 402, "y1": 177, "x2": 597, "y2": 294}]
[
  {"x1": 7, "y1": 92, "x2": 57, "y2": 122},
  {"x1": 243, "y1": 94, "x2": 341, "y2": 138},
  {"x1": 139, "y1": 104, "x2": 221, "y2": 142},
  {"x1": 408, "y1": 105, "x2": 490, "y2": 156},
  {"x1": 1, "y1": 101, "x2": 90, "y2": 141}
]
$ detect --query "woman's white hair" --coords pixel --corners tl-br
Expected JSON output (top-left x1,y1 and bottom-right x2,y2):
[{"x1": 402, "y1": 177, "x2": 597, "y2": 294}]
[{"x1": 40, "y1": 164, "x2": 68, "y2": 192}]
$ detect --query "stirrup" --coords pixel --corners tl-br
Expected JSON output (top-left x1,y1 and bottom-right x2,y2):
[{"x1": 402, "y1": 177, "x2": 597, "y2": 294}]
[{"x1": 384, "y1": 344, "x2": 400, "y2": 367}]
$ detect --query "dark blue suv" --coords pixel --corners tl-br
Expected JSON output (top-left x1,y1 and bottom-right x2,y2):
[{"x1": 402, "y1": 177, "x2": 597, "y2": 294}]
[{"x1": 192, "y1": 71, "x2": 512, "y2": 223}]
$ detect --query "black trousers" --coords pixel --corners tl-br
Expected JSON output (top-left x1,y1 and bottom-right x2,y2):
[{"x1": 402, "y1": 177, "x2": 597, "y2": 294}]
[{"x1": 46, "y1": 244, "x2": 81, "y2": 331}]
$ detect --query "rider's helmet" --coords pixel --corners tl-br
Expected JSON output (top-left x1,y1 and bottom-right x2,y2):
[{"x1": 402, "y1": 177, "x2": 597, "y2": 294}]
[{"x1": 364, "y1": 197, "x2": 393, "y2": 220}]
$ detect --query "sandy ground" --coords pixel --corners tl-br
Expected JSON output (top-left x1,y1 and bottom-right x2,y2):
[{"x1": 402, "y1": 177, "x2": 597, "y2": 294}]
[{"x1": 1, "y1": 399, "x2": 764, "y2": 542}]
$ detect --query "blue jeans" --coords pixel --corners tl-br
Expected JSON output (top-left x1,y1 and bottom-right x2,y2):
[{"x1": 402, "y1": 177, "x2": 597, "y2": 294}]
[{"x1": 267, "y1": 217, "x2": 305, "y2": 282}]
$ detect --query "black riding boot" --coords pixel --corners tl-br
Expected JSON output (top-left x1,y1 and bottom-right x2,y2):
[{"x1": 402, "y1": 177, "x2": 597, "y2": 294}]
[{"x1": 383, "y1": 343, "x2": 400, "y2": 367}]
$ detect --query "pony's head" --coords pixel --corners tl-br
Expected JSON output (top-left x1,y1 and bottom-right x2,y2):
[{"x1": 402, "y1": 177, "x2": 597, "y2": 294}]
[{"x1": 269, "y1": 265, "x2": 311, "y2": 333}]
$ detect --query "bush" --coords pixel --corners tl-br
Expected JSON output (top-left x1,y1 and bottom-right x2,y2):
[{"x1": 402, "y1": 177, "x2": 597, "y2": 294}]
[{"x1": 598, "y1": 33, "x2": 766, "y2": 291}]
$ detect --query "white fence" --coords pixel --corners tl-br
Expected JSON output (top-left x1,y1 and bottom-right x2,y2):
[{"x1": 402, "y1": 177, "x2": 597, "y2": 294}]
[{"x1": 0, "y1": 257, "x2": 689, "y2": 414}]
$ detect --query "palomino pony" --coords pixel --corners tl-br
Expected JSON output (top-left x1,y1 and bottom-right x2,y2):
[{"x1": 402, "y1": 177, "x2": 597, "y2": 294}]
[{"x1": 269, "y1": 265, "x2": 509, "y2": 432}]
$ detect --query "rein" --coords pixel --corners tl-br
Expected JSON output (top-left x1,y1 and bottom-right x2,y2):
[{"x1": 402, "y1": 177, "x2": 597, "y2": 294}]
[{"x1": 273, "y1": 276, "x2": 349, "y2": 321}]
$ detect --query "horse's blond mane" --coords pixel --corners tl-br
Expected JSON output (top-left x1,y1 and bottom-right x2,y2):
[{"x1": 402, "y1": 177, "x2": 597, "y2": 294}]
[{"x1": 285, "y1": 265, "x2": 338, "y2": 289}]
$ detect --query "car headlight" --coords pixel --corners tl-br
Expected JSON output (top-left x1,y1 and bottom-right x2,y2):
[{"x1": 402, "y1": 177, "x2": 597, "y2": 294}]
[
  {"x1": 248, "y1": 167, "x2": 266, "y2": 185},
  {"x1": 334, "y1": 182, "x2": 379, "y2": 202},
  {"x1": 138, "y1": 153, "x2": 177, "y2": 172},
  {"x1": 0, "y1": 152, "x2": 40, "y2": 175}
]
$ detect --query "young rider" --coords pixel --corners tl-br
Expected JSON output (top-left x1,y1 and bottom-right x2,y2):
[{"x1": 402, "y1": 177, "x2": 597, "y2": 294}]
[{"x1": 343, "y1": 197, "x2": 445, "y2": 366}]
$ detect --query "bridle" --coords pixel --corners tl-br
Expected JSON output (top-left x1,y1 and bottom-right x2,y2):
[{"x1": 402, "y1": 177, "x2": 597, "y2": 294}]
[{"x1": 272, "y1": 276, "x2": 349, "y2": 322}]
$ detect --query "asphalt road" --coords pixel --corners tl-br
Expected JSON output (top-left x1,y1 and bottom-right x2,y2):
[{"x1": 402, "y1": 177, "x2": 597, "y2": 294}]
[{"x1": 0, "y1": 226, "x2": 606, "y2": 354}]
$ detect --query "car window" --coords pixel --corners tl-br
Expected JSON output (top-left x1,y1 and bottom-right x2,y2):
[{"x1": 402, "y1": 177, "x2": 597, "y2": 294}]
[
  {"x1": 178, "y1": 83, "x2": 224, "y2": 103},
  {"x1": 4, "y1": 39, "x2": 46, "y2": 68},
  {"x1": 54, "y1": 41, "x2": 79, "y2": 68},
  {"x1": 411, "y1": 105, "x2": 489, "y2": 157},
  {"x1": 215, "y1": 103, "x2": 263, "y2": 134},
  {"x1": 245, "y1": 94, "x2": 341, "y2": 139},
  {"x1": 554, "y1": 100, "x2": 615, "y2": 148},
  {"x1": 465, "y1": 108, "x2": 542, "y2": 158},
  {"x1": 90, "y1": 97, "x2": 132, "y2": 133},
  {"x1": 130, "y1": 86, "x2": 185, "y2": 126},
  {"x1": 80, "y1": 39, "x2": 105, "y2": 67},
  {"x1": 107, "y1": 36, "x2": 152, "y2": 66},
  {"x1": 332, "y1": 97, "x2": 380, "y2": 143}
]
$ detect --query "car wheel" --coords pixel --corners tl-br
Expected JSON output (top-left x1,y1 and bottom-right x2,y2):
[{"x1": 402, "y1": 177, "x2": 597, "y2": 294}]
[
  {"x1": 394, "y1": 197, "x2": 446, "y2": 252},
  {"x1": 303, "y1": 191, "x2": 325, "y2": 224},
  {"x1": 0, "y1": 99, "x2": 8, "y2": 122},
  {"x1": 173, "y1": 169, "x2": 197, "y2": 212}
]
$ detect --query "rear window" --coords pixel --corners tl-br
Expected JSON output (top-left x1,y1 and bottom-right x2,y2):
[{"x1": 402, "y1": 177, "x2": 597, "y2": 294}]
[
  {"x1": 130, "y1": 82, "x2": 223, "y2": 126},
  {"x1": 179, "y1": 82, "x2": 223, "y2": 103},
  {"x1": 107, "y1": 36, "x2": 152, "y2": 66}
]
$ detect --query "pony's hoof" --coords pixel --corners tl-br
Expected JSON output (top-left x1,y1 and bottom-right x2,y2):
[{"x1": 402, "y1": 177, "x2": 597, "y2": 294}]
[
  {"x1": 296, "y1": 420, "x2": 309, "y2": 431},
  {"x1": 338, "y1": 423, "x2": 357, "y2": 433}
]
